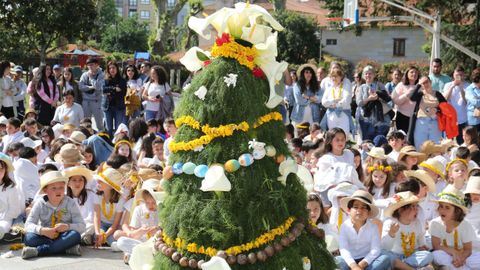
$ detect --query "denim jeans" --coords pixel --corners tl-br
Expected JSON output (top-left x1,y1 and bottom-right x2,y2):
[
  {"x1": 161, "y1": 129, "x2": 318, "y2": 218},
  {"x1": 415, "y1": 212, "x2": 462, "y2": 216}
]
[
  {"x1": 24, "y1": 230, "x2": 81, "y2": 256},
  {"x1": 104, "y1": 107, "x2": 127, "y2": 137},
  {"x1": 414, "y1": 117, "x2": 443, "y2": 150},
  {"x1": 359, "y1": 118, "x2": 390, "y2": 141},
  {"x1": 144, "y1": 110, "x2": 158, "y2": 122},
  {"x1": 384, "y1": 250, "x2": 433, "y2": 268},
  {"x1": 335, "y1": 254, "x2": 391, "y2": 270},
  {"x1": 95, "y1": 221, "x2": 115, "y2": 246}
]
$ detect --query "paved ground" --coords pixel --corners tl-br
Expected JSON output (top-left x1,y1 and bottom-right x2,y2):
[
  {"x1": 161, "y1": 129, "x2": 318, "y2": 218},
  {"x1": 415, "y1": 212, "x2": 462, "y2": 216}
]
[{"x1": 0, "y1": 244, "x2": 130, "y2": 270}]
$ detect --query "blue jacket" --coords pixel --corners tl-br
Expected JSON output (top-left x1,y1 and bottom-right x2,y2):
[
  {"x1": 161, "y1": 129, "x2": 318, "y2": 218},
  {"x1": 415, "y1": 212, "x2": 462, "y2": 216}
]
[
  {"x1": 466, "y1": 83, "x2": 480, "y2": 126},
  {"x1": 290, "y1": 83, "x2": 322, "y2": 123},
  {"x1": 82, "y1": 135, "x2": 113, "y2": 166}
]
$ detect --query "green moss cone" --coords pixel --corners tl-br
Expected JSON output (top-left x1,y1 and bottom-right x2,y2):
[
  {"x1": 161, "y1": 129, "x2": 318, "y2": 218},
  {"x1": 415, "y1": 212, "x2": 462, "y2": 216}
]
[{"x1": 154, "y1": 57, "x2": 336, "y2": 270}]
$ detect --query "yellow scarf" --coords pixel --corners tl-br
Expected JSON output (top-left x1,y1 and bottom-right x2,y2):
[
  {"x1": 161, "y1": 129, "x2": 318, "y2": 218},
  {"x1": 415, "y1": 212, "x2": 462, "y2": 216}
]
[{"x1": 332, "y1": 83, "x2": 343, "y2": 101}]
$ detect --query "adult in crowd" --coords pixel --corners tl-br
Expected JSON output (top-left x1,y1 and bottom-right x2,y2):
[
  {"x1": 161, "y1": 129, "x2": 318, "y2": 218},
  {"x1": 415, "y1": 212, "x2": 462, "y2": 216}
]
[
  {"x1": 408, "y1": 76, "x2": 446, "y2": 150},
  {"x1": 385, "y1": 68, "x2": 402, "y2": 95},
  {"x1": 141, "y1": 65, "x2": 172, "y2": 122},
  {"x1": 102, "y1": 61, "x2": 127, "y2": 137},
  {"x1": 392, "y1": 66, "x2": 420, "y2": 133},
  {"x1": 429, "y1": 58, "x2": 451, "y2": 93},
  {"x1": 58, "y1": 67, "x2": 82, "y2": 105},
  {"x1": 282, "y1": 70, "x2": 296, "y2": 125},
  {"x1": 27, "y1": 65, "x2": 59, "y2": 126},
  {"x1": 442, "y1": 66, "x2": 469, "y2": 144},
  {"x1": 351, "y1": 71, "x2": 363, "y2": 118},
  {"x1": 79, "y1": 58, "x2": 104, "y2": 131},
  {"x1": 291, "y1": 64, "x2": 322, "y2": 136},
  {"x1": 123, "y1": 64, "x2": 142, "y2": 119},
  {"x1": 52, "y1": 90, "x2": 84, "y2": 127},
  {"x1": 52, "y1": 64, "x2": 63, "y2": 82},
  {"x1": 139, "y1": 61, "x2": 151, "y2": 84},
  {"x1": 12, "y1": 65, "x2": 27, "y2": 120},
  {"x1": 356, "y1": 65, "x2": 393, "y2": 141},
  {"x1": 0, "y1": 61, "x2": 18, "y2": 118},
  {"x1": 466, "y1": 67, "x2": 480, "y2": 131}
]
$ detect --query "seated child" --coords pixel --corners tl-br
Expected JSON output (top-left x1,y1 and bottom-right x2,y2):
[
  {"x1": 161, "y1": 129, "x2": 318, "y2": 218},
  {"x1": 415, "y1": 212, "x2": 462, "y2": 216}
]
[
  {"x1": 336, "y1": 190, "x2": 391, "y2": 270},
  {"x1": 419, "y1": 158, "x2": 447, "y2": 198},
  {"x1": 22, "y1": 171, "x2": 86, "y2": 259},
  {"x1": 382, "y1": 191, "x2": 433, "y2": 269},
  {"x1": 307, "y1": 192, "x2": 338, "y2": 254},
  {"x1": 464, "y1": 176, "x2": 480, "y2": 255},
  {"x1": 429, "y1": 185, "x2": 480, "y2": 269},
  {"x1": 445, "y1": 158, "x2": 468, "y2": 191},
  {"x1": 0, "y1": 153, "x2": 23, "y2": 241}
]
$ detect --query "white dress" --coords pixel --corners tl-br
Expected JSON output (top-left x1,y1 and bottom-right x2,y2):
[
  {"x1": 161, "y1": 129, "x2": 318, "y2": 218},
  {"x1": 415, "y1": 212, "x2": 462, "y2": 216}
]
[{"x1": 321, "y1": 77, "x2": 352, "y2": 134}]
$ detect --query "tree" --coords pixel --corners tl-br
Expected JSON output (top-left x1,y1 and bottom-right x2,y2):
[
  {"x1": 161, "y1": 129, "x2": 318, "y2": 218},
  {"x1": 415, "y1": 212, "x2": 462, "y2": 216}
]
[
  {"x1": 269, "y1": 0, "x2": 287, "y2": 10},
  {"x1": 273, "y1": 10, "x2": 321, "y2": 65},
  {"x1": 151, "y1": 0, "x2": 189, "y2": 55},
  {"x1": 91, "y1": 0, "x2": 120, "y2": 42},
  {"x1": 101, "y1": 17, "x2": 150, "y2": 53},
  {"x1": 0, "y1": 0, "x2": 97, "y2": 64}
]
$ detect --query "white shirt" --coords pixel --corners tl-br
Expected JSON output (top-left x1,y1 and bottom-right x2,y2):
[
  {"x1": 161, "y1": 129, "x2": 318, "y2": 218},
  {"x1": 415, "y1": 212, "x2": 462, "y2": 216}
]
[
  {"x1": 2, "y1": 130, "x2": 24, "y2": 152},
  {"x1": 381, "y1": 218, "x2": 427, "y2": 254},
  {"x1": 145, "y1": 82, "x2": 170, "y2": 111},
  {"x1": 419, "y1": 193, "x2": 439, "y2": 226},
  {"x1": 429, "y1": 216, "x2": 475, "y2": 250},
  {"x1": 465, "y1": 203, "x2": 480, "y2": 252},
  {"x1": 339, "y1": 219, "x2": 382, "y2": 266},
  {"x1": 0, "y1": 184, "x2": 24, "y2": 227},
  {"x1": 1, "y1": 77, "x2": 16, "y2": 107},
  {"x1": 387, "y1": 150, "x2": 400, "y2": 163},
  {"x1": 13, "y1": 158, "x2": 39, "y2": 201},
  {"x1": 94, "y1": 195, "x2": 125, "y2": 224},
  {"x1": 73, "y1": 190, "x2": 96, "y2": 226},
  {"x1": 443, "y1": 81, "x2": 469, "y2": 124},
  {"x1": 52, "y1": 103, "x2": 84, "y2": 127}
]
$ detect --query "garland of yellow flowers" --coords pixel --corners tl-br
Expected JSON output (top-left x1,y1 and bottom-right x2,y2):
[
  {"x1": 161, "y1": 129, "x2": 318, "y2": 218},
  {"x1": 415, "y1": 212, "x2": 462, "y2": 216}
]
[
  {"x1": 400, "y1": 232, "x2": 416, "y2": 257},
  {"x1": 442, "y1": 229, "x2": 460, "y2": 250},
  {"x1": 102, "y1": 198, "x2": 115, "y2": 221},
  {"x1": 210, "y1": 33, "x2": 257, "y2": 71},
  {"x1": 51, "y1": 211, "x2": 63, "y2": 239},
  {"x1": 170, "y1": 112, "x2": 282, "y2": 153},
  {"x1": 161, "y1": 216, "x2": 295, "y2": 257},
  {"x1": 337, "y1": 210, "x2": 343, "y2": 231},
  {"x1": 367, "y1": 165, "x2": 393, "y2": 174}
]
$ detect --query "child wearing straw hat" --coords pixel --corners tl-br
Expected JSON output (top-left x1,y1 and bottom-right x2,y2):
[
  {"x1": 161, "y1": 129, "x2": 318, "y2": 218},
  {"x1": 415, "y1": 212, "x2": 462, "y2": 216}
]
[
  {"x1": 63, "y1": 165, "x2": 95, "y2": 245},
  {"x1": 429, "y1": 185, "x2": 480, "y2": 269},
  {"x1": 398, "y1": 145, "x2": 427, "y2": 170},
  {"x1": 336, "y1": 190, "x2": 391, "y2": 270},
  {"x1": 22, "y1": 171, "x2": 86, "y2": 259},
  {"x1": 93, "y1": 168, "x2": 125, "y2": 247},
  {"x1": 419, "y1": 158, "x2": 447, "y2": 199},
  {"x1": 381, "y1": 191, "x2": 434, "y2": 269},
  {"x1": 446, "y1": 158, "x2": 468, "y2": 191},
  {"x1": 326, "y1": 182, "x2": 359, "y2": 233},
  {"x1": 0, "y1": 152, "x2": 23, "y2": 241},
  {"x1": 465, "y1": 176, "x2": 480, "y2": 253}
]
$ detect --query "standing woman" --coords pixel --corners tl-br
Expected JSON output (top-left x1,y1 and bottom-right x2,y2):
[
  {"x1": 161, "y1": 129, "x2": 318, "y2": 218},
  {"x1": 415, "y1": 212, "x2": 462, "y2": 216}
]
[
  {"x1": 58, "y1": 67, "x2": 82, "y2": 105},
  {"x1": 102, "y1": 61, "x2": 127, "y2": 137},
  {"x1": 321, "y1": 67, "x2": 353, "y2": 135},
  {"x1": 142, "y1": 66, "x2": 172, "y2": 123},
  {"x1": 27, "y1": 65, "x2": 59, "y2": 126},
  {"x1": 392, "y1": 66, "x2": 420, "y2": 133},
  {"x1": 291, "y1": 64, "x2": 321, "y2": 136},
  {"x1": 0, "y1": 61, "x2": 17, "y2": 118},
  {"x1": 123, "y1": 64, "x2": 142, "y2": 119},
  {"x1": 466, "y1": 68, "x2": 480, "y2": 131},
  {"x1": 356, "y1": 65, "x2": 393, "y2": 140},
  {"x1": 408, "y1": 76, "x2": 446, "y2": 150}
]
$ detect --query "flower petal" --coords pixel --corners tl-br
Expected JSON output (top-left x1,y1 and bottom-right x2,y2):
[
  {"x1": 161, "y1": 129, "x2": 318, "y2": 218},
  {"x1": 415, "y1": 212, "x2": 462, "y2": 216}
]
[{"x1": 180, "y1": 47, "x2": 211, "y2": 72}]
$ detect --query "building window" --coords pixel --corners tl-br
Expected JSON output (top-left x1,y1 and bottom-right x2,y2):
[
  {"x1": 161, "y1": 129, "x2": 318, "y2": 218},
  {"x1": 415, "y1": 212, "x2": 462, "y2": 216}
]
[
  {"x1": 140, "y1": 0, "x2": 150, "y2": 4},
  {"x1": 326, "y1": 39, "x2": 337, "y2": 45},
  {"x1": 140, "y1": 10, "x2": 150, "y2": 19},
  {"x1": 116, "y1": 7, "x2": 123, "y2": 16},
  {"x1": 129, "y1": 10, "x2": 136, "y2": 17},
  {"x1": 167, "y1": 0, "x2": 175, "y2": 8},
  {"x1": 393, "y1": 38, "x2": 406, "y2": 57},
  {"x1": 129, "y1": 0, "x2": 137, "y2": 6}
]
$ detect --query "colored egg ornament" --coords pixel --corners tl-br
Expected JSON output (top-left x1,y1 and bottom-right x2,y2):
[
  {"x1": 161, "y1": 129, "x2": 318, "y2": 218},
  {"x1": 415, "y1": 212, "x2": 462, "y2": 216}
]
[
  {"x1": 163, "y1": 166, "x2": 174, "y2": 180},
  {"x1": 276, "y1": 154, "x2": 285, "y2": 164},
  {"x1": 194, "y1": 164, "x2": 209, "y2": 178},
  {"x1": 252, "y1": 148, "x2": 266, "y2": 160},
  {"x1": 238, "y1": 153, "x2": 254, "y2": 167},
  {"x1": 182, "y1": 162, "x2": 196, "y2": 175},
  {"x1": 172, "y1": 162, "x2": 184, "y2": 174},
  {"x1": 265, "y1": 145, "x2": 276, "y2": 157},
  {"x1": 224, "y1": 159, "x2": 240, "y2": 173}
]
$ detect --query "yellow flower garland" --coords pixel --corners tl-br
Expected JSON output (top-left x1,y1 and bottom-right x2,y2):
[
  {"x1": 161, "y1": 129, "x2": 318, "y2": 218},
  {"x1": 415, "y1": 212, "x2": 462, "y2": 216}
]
[
  {"x1": 442, "y1": 229, "x2": 460, "y2": 250},
  {"x1": 162, "y1": 216, "x2": 295, "y2": 256},
  {"x1": 367, "y1": 165, "x2": 392, "y2": 174},
  {"x1": 211, "y1": 37, "x2": 257, "y2": 71},
  {"x1": 400, "y1": 232, "x2": 415, "y2": 257},
  {"x1": 170, "y1": 112, "x2": 282, "y2": 153}
]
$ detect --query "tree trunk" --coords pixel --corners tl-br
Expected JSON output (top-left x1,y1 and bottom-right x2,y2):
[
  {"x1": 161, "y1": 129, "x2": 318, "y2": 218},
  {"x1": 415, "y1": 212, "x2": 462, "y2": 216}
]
[{"x1": 152, "y1": 0, "x2": 188, "y2": 55}]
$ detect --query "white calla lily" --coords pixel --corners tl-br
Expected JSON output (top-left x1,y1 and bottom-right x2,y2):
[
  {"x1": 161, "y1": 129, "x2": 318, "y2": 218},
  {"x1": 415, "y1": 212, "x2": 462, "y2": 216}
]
[
  {"x1": 194, "y1": 86, "x2": 208, "y2": 100},
  {"x1": 241, "y1": 24, "x2": 272, "y2": 45},
  {"x1": 278, "y1": 158, "x2": 298, "y2": 185},
  {"x1": 188, "y1": 8, "x2": 235, "y2": 40},
  {"x1": 234, "y1": 2, "x2": 284, "y2": 32},
  {"x1": 262, "y1": 60, "x2": 288, "y2": 108},
  {"x1": 200, "y1": 165, "x2": 231, "y2": 192},
  {"x1": 180, "y1": 47, "x2": 211, "y2": 72}
]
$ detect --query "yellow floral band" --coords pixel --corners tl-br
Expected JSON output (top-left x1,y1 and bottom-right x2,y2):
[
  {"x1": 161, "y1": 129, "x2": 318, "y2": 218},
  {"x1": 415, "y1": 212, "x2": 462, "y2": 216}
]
[
  {"x1": 367, "y1": 165, "x2": 392, "y2": 173},
  {"x1": 98, "y1": 172, "x2": 122, "y2": 193},
  {"x1": 161, "y1": 216, "x2": 295, "y2": 256},
  {"x1": 169, "y1": 112, "x2": 282, "y2": 153},
  {"x1": 114, "y1": 140, "x2": 133, "y2": 150},
  {"x1": 211, "y1": 33, "x2": 258, "y2": 71},
  {"x1": 445, "y1": 158, "x2": 468, "y2": 173}
]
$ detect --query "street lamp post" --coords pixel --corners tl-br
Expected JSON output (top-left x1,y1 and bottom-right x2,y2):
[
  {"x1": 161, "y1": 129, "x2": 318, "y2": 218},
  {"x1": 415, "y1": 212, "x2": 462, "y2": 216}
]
[{"x1": 315, "y1": 30, "x2": 323, "y2": 64}]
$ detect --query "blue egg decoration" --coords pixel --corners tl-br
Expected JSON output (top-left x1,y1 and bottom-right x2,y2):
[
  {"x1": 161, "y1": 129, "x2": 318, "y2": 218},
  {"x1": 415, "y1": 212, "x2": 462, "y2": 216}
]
[
  {"x1": 172, "y1": 162, "x2": 184, "y2": 174},
  {"x1": 194, "y1": 164, "x2": 209, "y2": 178},
  {"x1": 238, "y1": 153, "x2": 254, "y2": 167},
  {"x1": 182, "y1": 162, "x2": 196, "y2": 175}
]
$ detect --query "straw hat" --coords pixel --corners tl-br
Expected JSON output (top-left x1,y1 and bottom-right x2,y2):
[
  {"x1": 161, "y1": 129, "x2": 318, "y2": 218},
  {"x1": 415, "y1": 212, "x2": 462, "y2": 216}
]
[
  {"x1": 20, "y1": 137, "x2": 42, "y2": 149},
  {"x1": 404, "y1": 170, "x2": 436, "y2": 193},
  {"x1": 0, "y1": 152, "x2": 14, "y2": 173},
  {"x1": 134, "y1": 179, "x2": 166, "y2": 204},
  {"x1": 69, "y1": 131, "x2": 86, "y2": 145},
  {"x1": 296, "y1": 63, "x2": 317, "y2": 78},
  {"x1": 40, "y1": 171, "x2": 68, "y2": 190},
  {"x1": 62, "y1": 165, "x2": 93, "y2": 181},
  {"x1": 24, "y1": 108, "x2": 37, "y2": 117},
  {"x1": 367, "y1": 147, "x2": 386, "y2": 159},
  {"x1": 384, "y1": 191, "x2": 421, "y2": 217},
  {"x1": 138, "y1": 168, "x2": 162, "y2": 181},
  {"x1": 327, "y1": 182, "x2": 359, "y2": 203},
  {"x1": 340, "y1": 190, "x2": 379, "y2": 218},
  {"x1": 63, "y1": 123, "x2": 76, "y2": 131},
  {"x1": 54, "y1": 143, "x2": 84, "y2": 164},
  {"x1": 398, "y1": 145, "x2": 426, "y2": 163},
  {"x1": 0, "y1": 116, "x2": 7, "y2": 126},
  {"x1": 96, "y1": 168, "x2": 124, "y2": 193},
  {"x1": 420, "y1": 140, "x2": 445, "y2": 157},
  {"x1": 419, "y1": 158, "x2": 445, "y2": 180},
  {"x1": 465, "y1": 176, "x2": 480, "y2": 195},
  {"x1": 433, "y1": 184, "x2": 468, "y2": 214}
]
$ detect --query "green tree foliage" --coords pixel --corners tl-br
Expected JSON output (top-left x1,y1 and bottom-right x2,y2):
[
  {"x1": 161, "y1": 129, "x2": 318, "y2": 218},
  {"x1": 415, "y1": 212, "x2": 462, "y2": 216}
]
[
  {"x1": 273, "y1": 10, "x2": 320, "y2": 65},
  {"x1": 100, "y1": 17, "x2": 149, "y2": 53},
  {"x1": 92, "y1": 0, "x2": 120, "y2": 42},
  {"x1": 0, "y1": 0, "x2": 97, "y2": 64},
  {"x1": 151, "y1": 0, "x2": 189, "y2": 55}
]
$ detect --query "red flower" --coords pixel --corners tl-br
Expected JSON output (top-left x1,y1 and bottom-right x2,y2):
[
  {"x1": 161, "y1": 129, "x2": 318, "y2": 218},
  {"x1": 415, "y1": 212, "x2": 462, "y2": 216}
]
[
  {"x1": 252, "y1": 67, "x2": 265, "y2": 78},
  {"x1": 215, "y1": 33, "x2": 231, "y2": 46},
  {"x1": 203, "y1": 60, "x2": 211, "y2": 67}
]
